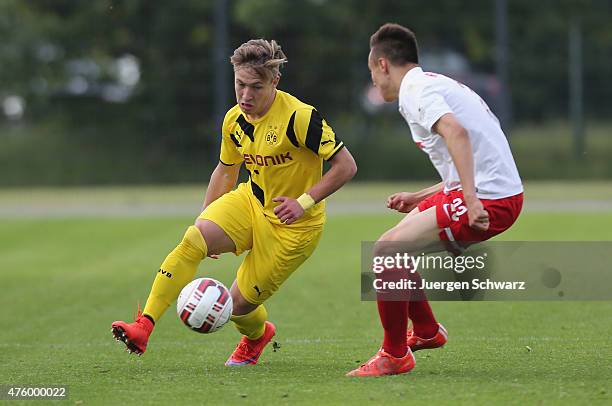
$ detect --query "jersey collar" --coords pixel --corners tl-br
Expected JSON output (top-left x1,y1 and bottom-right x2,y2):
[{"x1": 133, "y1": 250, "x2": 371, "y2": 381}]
[
  {"x1": 398, "y1": 66, "x2": 423, "y2": 117},
  {"x1": 400, "y1": 66, "x2": 424, "y2": 92}
]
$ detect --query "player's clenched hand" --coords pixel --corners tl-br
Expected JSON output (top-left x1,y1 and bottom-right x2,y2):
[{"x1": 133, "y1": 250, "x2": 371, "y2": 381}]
[
  {"x1": 386, "y1": 192, "x2": 420, "y2": 213},
  {"x1": 466, "y1": 197, "x2": 489, "y2": 231},
  {"x1": 272, "y1": 196, "x2": 305, "y2": 225}
]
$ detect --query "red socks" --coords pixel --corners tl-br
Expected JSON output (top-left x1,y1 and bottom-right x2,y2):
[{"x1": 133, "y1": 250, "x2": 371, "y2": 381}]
[
  {"x1": 409, "y1": 300, "x2": 438, "y2": 339},
  {"x1": 377, "y1": 299, "x2": 408, "y2": 358},
  {"x1": 376, "y1": 267, "x2": 438, "y2": 357},
  {"x1": 408, "y1": 272, "x2": 438, "y2": 339},
  {"x1": 376, "y1": 266, "x2": 409, "y2": 358}
]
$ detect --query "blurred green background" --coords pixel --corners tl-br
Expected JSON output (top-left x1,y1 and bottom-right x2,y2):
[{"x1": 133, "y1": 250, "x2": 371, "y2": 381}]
[{"x1": 1, "y1": 0, "x2": 611, "y2": 185}]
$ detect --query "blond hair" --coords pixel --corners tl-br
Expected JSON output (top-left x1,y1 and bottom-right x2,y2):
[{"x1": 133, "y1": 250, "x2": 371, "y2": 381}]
[{"x1": 230, "y1": 39, "x2": 288, "y2": 82}]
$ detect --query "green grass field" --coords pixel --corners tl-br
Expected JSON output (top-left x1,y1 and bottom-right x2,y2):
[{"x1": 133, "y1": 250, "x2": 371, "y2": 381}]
[{"x1": 1, "y1": 186, "x2": 612, "y2": 405}]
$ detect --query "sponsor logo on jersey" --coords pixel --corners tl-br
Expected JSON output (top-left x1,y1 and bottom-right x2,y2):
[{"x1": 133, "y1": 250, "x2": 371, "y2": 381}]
[{"x1": 243, "y1": 152, "x2": 293, "y2": 166}]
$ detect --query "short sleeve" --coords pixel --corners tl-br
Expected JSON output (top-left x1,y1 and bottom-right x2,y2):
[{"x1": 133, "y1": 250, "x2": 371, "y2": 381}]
[
  {"x1": 292, "y1": 108, "x2": 344, "y2": 161},
  {"x1": 418, "y1": 88, "x2": 453, "y2": 133},
  {"x1": 219, "y1": 116, "x2": 244, "y2": 166}
]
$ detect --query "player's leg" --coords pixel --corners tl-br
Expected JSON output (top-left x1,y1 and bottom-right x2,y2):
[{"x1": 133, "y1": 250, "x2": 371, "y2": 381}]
[
  {"x1": 376, "y1": 206, "x2": 444, "y2": 253},
  {"x1": 377, "y1": 206, "x2": 442, "y2": 351},
  {"x1": 385, "y1": 206, "x2": 447, "y2": 349},
  {"x1": 228, "y1": 280, "x2": 263, "y2": 335},
  {"x1": 348, "y1": 207, "x2": 442, "y2": 377},
  {"x1": 110, "y1": 221, "x2": 236, "y2": 355},
  {"x1": 395, "y1": 210, "x2": 446, "y2": 345},
  {"x1": 223, "y1": 280, "x2": 276, "y2": 366},
  {"x1": 141, "y1": 220, "x2": 235, "y2": 322},
  {"x1": 110, "y1": 221, "x2": 229, "y2": 354},
  {"x1": 111, "y1": 185, "x2": 254, "y2": 355},
  {"x1": 404, "y1": 192, "x2": 523, "y2": 351},
  {"x1": 406, "y1": 191, "x2": 523, "y2": 351},
  {"x1": 225, "y1": 224, "x2": 323, "y2": 366}
]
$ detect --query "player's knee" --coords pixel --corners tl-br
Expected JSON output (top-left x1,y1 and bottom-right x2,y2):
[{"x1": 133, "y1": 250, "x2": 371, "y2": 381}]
[
  {"x1": 231, "y1": 291, "x2": 258, "y2": 316},
  {"x1": 194, "y1": 218, "x2": 206, "y2": 231},
  {"x1": 373, "y1": 242, "x2": 403, "y2": 263},
  {"x1": 373, "y1": 240, "x2": 391, "y2": 258},
  {"x1": 194, "y1": 219, "x2": 225, "y2": 255},
  {"x1": 179, "y1": 225, "x2": 207, "y2": 258},
  {"x1": 373, "y1": 228, "x2": 418, "y2": 258},
  {"x1": 379, "y1": 228, "x2": 399, "y2": 243},
  {"x1": 374, "y1": 229, "x2": 402, "y2": 254},
  {"x1": 193, "y1": 219, "x2": 208, "y2": 241},
  {"x1": 184, "y1": 224, "x2": 204, "y2": 244},
  {"x1": 228, "y1": 280, "x2": 261, "y2": 315}
]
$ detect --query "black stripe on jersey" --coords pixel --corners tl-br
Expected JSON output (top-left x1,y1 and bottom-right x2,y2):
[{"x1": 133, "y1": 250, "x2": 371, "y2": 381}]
[
  {"x1": 250, "y1": 180, "x2": 265, "y2": 206},
  {"x1": 305, "y1": 109, "x2": 323, "y2": 154},
  {"x1": 334, "y1": 134, "x2": 342, "y2": 147},
  {"x1": 219, "y1": 159, "x2": 235, "y2": 166},
  {"x1": 321, "y1": 134, "x2": 341, "y2": 147},
  {"x1": 236, "y1": 115, "x2": 255, "y2": 142},
  {"x1": 229, "y1": 132, "x2": 242, "y2": 148},
  {"x1": 326, "y1": 143, "x2": 345, "y2": 162},
  {"x1": 286, "y1": 111, "x2": 300, "y2": 148}
]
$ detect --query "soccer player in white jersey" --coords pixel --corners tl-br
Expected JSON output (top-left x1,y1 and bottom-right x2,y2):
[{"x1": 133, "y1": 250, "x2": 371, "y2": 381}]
[{"x1": 347, "y1": 23, "x2": 523, "y2": 377}]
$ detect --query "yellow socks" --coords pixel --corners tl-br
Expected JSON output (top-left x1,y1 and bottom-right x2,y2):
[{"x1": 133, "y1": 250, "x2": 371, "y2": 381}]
[
  {"x1": 231, "y1": 305, "x2": 268, "y2": 340},
  {"x1": 143, "y1": 226, "x2": 207, "y2": 321},
  {"x1": 141, "y1": 223, "x2": 268, "y2": 343}
]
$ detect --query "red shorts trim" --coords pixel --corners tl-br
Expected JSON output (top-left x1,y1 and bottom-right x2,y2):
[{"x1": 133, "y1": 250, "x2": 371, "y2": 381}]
[{"x1": 417, "y1": 190, "x2": 523, "y2": 252}]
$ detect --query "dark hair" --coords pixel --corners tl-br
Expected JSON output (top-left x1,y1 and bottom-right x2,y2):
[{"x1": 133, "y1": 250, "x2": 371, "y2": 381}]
[{"x1": 370, "y1": 23, "x2": 419, "y2": 65}]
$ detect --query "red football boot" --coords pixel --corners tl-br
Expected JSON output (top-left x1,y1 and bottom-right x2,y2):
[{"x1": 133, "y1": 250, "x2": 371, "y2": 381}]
[
  {"x1": 111, "y1": 310, "x2": 154, "y2": 356},
  {"x1": 346, "y1": 348, "x2": 415, "y2": 377},
  {"x1": 407, "y1": 323, "x2": 448, "y2": 352},
  {"x1": 225, "y1": 321, "x2": 276, "y2": 366}
]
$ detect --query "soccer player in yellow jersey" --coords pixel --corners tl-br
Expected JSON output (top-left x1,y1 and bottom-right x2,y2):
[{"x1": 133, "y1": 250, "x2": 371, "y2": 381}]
[{"x1": 111, "y1": 39, "x2": 357, "y2": 366}]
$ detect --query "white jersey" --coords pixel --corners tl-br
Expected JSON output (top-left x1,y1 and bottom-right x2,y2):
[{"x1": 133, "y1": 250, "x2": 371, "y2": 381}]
[{"x1": 398, "y1": 67, "x2": 523, "y2": 199}]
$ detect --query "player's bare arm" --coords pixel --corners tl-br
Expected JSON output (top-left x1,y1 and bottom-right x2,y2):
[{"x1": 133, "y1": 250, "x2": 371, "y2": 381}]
[
  {"x1": 273, "y1": 147, "x2": 357, "y2": 225},
  {"x1": 386, "y1": 182, "x2": 444, "y2": 213},
  {"x1": 202, "y1": 162, "x2": 242, "y2": 211},
  {"x1": 433, "y1": 113, "x2": 489, "y2": 231}
]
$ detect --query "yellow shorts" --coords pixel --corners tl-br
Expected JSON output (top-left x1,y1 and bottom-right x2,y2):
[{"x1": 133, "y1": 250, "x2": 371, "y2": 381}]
[{"x1": 199, "y1": 183, "x2": 323, "y2": 305}]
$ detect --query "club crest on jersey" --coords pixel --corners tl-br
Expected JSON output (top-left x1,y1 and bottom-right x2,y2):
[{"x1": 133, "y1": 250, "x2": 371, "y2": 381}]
[{"x1": 265, "y1": 126, "x2": 279, "y2": 146}]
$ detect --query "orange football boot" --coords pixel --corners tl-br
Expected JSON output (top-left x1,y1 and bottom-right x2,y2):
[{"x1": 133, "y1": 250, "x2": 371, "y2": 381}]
[
  {"x1": 111, "y1": 310, "x2": 154, "y2": 356},
  {"x1": 225, "y1": 321, "x2": 276, "y2": 366},
  {"x1": 407, "y1": 323, "x2": 448, "y2": 352},
  {"x1": 346, "y1": 348, "x2": 415, "y2": 377}
]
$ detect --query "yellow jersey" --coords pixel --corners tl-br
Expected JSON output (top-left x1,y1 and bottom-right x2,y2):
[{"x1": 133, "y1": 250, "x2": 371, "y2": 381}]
[{"x1": 219, "y1": 90, "x2": 344, "y2": 227}]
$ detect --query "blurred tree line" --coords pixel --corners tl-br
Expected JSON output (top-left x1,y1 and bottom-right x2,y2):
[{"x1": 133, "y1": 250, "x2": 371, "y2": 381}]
[{"x1": 1, "y1": 0, "x2": 611, "y2": 185}]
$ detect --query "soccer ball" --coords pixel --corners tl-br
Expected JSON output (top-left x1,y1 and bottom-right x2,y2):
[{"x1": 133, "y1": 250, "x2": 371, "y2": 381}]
[{"x1": 177, "y1": 278, "x2": 233, "y2": 333}]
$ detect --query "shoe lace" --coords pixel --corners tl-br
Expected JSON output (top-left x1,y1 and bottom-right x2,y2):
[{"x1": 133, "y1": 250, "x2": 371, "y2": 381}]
[
  {"x1": 134, "y1": 301, "x2": 142, "y2": 320},
  {"x1": 359, "y1": 353, "x2": 382, "y2": 371},
  {"x1": 133, "y1": 302, "x2": 152, "y2": 332},
  {"x1": 234, "y1": 340, "x2": 254, "y2": 356}
]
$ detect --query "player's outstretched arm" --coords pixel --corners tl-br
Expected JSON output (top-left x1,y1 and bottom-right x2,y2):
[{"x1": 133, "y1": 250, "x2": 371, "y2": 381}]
[
  {"x1": 202, "y1": 162, "x2": 242, "y2": 211},
  {"x1": 387, "y1": 182, "x2": 444, "y2": 213},
  {"x1": 273, "y1": 147, "x2": 357, "y2": 224},
  {"x1": 433, "y1": 113, "x2": 489, "y2": 231}
]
